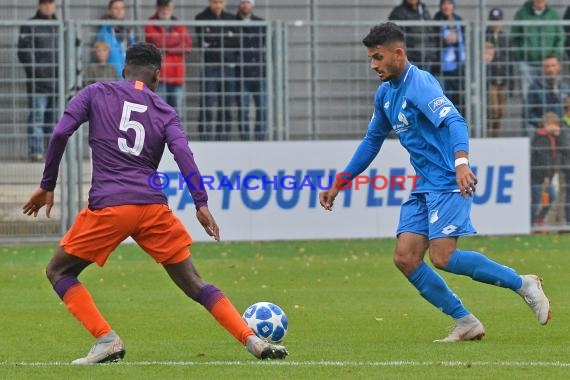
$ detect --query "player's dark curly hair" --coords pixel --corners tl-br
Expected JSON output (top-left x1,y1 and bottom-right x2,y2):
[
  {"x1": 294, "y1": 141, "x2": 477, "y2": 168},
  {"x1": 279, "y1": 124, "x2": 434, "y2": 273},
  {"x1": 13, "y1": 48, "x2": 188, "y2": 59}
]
[
  {"x1": 125, "y1": 43, "x2": 162, "y2": 70},
  {"x1": 362, "y1": 22, "x2": 405, "y2": 48}
]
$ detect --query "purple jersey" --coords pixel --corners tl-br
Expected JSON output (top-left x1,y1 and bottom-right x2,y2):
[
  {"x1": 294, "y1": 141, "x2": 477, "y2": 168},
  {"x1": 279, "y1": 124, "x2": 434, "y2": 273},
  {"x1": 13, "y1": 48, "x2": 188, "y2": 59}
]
[{"x1": 40, "y1": 80, "x2": 207, "y2": 210}]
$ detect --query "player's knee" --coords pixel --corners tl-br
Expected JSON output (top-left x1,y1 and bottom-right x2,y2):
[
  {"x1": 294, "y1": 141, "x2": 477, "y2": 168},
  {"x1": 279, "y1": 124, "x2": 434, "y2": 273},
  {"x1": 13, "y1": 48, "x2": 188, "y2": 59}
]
[
  {"x1": 393, "y1": 248, "x2": 421, "y2": 274},
  {"x1": 163, "y1": 259, "x2": 206, "y2": 301},
  {"x1": 45, "y1": 258, "x2": 70, "y2": 286},
  {"x1": 428, "y1": 249, "x2": 451, "y2": 270},
  {"x1": 393, "y1": 250, "x2": 407, "y2": 271},
  {"x1": 45, "y1": 262, "x2": 58, "y2": 286},
  {"x1": 429, "y1": 256, "x2": 448, "y2": 270},
  {"x1": 186, "y1": 283, "x2": 203, "y2": 302}
]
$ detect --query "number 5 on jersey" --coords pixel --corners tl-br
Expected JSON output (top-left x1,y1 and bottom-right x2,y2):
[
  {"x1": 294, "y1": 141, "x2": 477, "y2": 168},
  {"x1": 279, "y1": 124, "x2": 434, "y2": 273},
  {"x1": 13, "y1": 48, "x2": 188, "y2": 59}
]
[{"x1": 118, "y1": 101, "x2": 147, "y2": 156}]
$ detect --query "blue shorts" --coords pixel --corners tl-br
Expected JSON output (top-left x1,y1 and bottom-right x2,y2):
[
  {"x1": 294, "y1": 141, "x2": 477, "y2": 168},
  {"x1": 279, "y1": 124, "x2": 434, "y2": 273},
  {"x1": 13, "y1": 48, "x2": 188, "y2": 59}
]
[{"x1": 396, "y1": 192, "x2": 477, "y2": 240}]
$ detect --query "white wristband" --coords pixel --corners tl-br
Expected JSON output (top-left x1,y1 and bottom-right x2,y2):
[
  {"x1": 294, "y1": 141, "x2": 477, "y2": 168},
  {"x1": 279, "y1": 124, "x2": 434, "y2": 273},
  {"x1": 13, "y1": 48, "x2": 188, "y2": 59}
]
[{"x1": 455, "y1": 157, "x2": 469, "y2": 167}]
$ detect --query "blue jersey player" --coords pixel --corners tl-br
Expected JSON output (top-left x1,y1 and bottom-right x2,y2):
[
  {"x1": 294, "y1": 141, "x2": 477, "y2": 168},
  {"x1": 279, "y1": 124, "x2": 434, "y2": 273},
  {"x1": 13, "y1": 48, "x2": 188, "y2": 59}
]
[{"x1": 319, "y1": 22, "x2": 551, "y2": 342}]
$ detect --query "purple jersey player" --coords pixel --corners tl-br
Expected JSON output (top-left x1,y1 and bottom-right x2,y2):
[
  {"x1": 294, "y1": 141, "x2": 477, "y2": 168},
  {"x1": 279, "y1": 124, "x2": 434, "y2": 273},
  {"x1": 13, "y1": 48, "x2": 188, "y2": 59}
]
[
  {"x1": 41, "y1": 79, "x2": 207, "y2": 209},
  {"x1": 22, "y1": 43, "x2": 288, "y2": 364}
]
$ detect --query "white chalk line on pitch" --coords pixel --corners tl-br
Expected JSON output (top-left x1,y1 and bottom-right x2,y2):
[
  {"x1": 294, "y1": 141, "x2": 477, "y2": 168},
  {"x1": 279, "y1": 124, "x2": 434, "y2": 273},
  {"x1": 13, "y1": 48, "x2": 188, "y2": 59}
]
[{"x1": 1, "y1": 360, "x2": 570, "y2": 368}]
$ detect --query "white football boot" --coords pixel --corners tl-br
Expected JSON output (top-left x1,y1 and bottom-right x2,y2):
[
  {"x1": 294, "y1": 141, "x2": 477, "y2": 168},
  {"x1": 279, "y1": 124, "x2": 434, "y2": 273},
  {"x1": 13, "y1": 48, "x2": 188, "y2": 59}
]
[
  {"x1": 71, "y1": 330, "x2": 125, "y2": 364},
  {"x1": 434, "y1": 314, "x2": 485, "y2": 343},
  {"x1": 516, "y1": 274, "x2": 552, "y2": 325},
  {"x1": 246, "y1": 335, "x2": 289, "y2": 360}
]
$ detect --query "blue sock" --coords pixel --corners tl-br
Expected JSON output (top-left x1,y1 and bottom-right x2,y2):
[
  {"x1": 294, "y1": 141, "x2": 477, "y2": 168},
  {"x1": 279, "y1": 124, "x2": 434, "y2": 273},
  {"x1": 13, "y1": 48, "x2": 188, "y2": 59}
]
[
  {"x1": 407, "y1": 262, "x2": 470, "y2": 319},
  {"x1": 445, "y1": 250, "x2": 523, "y2": 290}
]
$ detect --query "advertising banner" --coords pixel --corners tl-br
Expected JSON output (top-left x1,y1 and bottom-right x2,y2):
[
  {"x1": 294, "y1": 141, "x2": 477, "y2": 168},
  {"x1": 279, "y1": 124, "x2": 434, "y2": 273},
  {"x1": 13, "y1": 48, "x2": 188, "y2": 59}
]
[{"x1": 157, "y1": 138, "x2": 530, "y2": 241}]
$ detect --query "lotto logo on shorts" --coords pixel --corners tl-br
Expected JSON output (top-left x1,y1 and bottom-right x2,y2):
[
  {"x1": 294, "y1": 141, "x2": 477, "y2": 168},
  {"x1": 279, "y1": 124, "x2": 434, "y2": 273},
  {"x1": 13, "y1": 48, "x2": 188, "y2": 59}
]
[{"x1": 441, "y1": 225, "x2": 458, "y2": 235}]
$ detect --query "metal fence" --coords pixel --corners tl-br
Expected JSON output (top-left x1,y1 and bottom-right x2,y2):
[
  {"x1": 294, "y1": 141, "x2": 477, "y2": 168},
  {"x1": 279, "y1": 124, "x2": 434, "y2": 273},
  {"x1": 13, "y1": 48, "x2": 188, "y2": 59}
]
[
  {"x1": 1, "y1": 19, "x2": 570, "y2": 241},
  {"x1": 286, "y1": 20, "x2": 478, "y2": 140},
  {"x1": 74, "y1": 20, "x2": 283, "y2": 142},
  {"x1": 0, "y1": 20, "x2": 65, "y2": 240}
]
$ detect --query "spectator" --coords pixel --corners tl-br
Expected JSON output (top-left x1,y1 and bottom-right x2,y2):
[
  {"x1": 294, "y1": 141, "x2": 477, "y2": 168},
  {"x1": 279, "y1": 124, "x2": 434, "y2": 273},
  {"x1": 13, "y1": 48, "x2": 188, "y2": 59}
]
[
  {"x1": 236, "y1": 0, "x2": 267, "y2": 141},
  {"x1": 145, "y1": 0, "x2": 192, "y2": 116},
  {"x1": 564, "y1": 97, "x2": 570, "y2": 130},
  {"x1": 434, "y1": 0, "x2": 466, "y2": 114},
  {"x1": 561, "y1": 97, "x2": 570, "y2": 224},
  {"x1": 563, "y1": 5, "x2": 570, "y2": 60},
  {"x1": 527, "y1": 55, "x2": 570, "y2": 133},
  {"x1": 388, "y1": 0, "x2": 435, "y2": 70},
  {"x1": 530, "y1": 112, "x2": 565, "y2": 227},
  {"x1": 96, "y1": 0, "x2": 136, "y2": 78},
  {"x1": 511, "y1": 0, "x2": 565, "y2": 104},
  {"x1": 83, "y1": 41, "x2": 119, "y2": 87},
  {"x1": 195, "y1": 0, "x2": 239, "y2": 141},
  {"x1": 484, "y1": 40, "x2": 497, "y2": 133},
  {"x1": 17, "y1": 0, "x2": 59, "y2": 162},
  {"x1": 485, "y1": 8, "x2": 509, "y2": 137}
]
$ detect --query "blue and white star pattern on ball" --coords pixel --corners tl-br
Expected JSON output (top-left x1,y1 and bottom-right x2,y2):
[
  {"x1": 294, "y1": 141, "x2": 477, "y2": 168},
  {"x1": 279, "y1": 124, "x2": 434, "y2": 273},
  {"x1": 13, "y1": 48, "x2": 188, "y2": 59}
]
[{"x1": 242, "y1": 302, "x2": 288, "y2": 343}]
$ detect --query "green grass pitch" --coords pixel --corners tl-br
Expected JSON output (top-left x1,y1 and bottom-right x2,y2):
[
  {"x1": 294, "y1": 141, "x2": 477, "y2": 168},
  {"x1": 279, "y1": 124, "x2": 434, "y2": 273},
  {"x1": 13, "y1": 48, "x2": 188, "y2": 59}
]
[{"x1": 1, "y1": 235, "x2": 569, "y2": 379}]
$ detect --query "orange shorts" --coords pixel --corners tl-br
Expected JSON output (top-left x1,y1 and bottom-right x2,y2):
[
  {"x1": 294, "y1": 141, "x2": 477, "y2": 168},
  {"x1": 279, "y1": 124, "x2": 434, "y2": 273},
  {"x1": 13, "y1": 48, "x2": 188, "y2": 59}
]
[{"x1": 61, "y1": 204, "x2": 192, "y2": 266}]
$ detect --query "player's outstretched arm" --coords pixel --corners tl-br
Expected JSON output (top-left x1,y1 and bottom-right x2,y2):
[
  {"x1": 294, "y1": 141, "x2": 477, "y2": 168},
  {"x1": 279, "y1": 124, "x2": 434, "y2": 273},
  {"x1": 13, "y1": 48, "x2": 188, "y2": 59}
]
[
  {"x1": 22, "y1": 188, "x2": 54, "y2": 218},
  {"x1": 196, "y1": 206, "x2": 220, "y2": 241}
]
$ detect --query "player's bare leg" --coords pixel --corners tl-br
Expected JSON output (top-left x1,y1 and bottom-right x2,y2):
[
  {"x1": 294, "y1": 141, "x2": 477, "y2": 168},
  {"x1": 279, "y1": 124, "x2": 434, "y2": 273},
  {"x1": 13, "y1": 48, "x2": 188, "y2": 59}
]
[
  {"x1": 45, "y1": 247, "x2": 125, "y2": 364},
  {"x1": 163, "y1": 257, "x2": 288, "y2": 359},
  {"x1": 395, "y1": 233, "x2": 483, "y2": 342},
  {"x1": 431, "y1": 237, "x2": 551, "y2": 326},
  {"x1": 393, "y1": 232, "x2": 429, "y2": 277}
]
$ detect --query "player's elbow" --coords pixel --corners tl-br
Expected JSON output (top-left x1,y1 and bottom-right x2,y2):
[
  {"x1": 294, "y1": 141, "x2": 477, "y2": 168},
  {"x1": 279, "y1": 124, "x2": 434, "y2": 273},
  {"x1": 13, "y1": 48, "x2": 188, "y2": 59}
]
[{"x1": 50, "y1": 127, "x2": 69, "y2": 144}]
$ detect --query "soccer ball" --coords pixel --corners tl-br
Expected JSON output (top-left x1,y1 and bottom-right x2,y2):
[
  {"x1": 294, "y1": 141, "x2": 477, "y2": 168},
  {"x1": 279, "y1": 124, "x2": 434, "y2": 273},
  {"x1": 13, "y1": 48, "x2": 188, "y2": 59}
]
[{"x1": 242, "y1": 302, "x2": 288, "y2": 343}]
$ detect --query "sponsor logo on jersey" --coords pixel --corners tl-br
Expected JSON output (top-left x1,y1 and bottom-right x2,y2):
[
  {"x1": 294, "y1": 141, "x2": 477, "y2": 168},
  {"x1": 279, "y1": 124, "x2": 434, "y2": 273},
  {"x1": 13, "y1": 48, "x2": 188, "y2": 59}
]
[
  {"x1": 401, "y1": 99, "x2": 407, "y2": 109},
  {"x1": 428, "y1": 96, "x2": 450, "y2": 112},
  {"x1": 384, "y1": 101, "x2": 390, "y2": 109},
  {"x1": 398, "y1": 112, "x2": 409, "y2": 126},
  {"x1": 391, "y1": 112, "x2": 410, "y2": 134}
]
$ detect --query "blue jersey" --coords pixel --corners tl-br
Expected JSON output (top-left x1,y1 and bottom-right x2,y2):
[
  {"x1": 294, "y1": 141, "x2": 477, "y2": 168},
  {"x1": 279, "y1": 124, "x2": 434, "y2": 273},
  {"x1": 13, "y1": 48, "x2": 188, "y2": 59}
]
[{"x1": 344, "y1": 63, "x2": 467, "y2": 193}]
